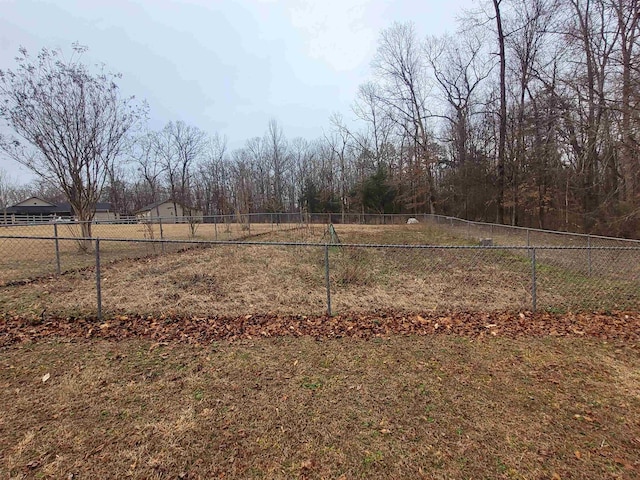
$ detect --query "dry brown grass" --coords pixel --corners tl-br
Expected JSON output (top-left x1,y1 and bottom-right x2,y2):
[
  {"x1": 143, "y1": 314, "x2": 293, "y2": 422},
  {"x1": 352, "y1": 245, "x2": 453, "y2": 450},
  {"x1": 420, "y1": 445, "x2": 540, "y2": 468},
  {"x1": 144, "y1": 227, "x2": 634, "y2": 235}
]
[
  {"x1": 0, "y1": 222, "x2": 307, "y2": 284},
  {"x1": 1, "y1": 336, "x2": 639, "y2": 479},
  {"x1": 0, "y1": 220, "x2": 282, "y2": 242},
  {"x1": 334, "y1": 223, "x2": 473, "y2": 245},
  {"x1": 0, "y1": 223, "x2": 637, "y2": 318},
  {"x1": 431, "y1": 220, "x2": 640, "y2": 282},
  {"x1": 0, "y1": 244, "x2": 535, "y2": 319}
]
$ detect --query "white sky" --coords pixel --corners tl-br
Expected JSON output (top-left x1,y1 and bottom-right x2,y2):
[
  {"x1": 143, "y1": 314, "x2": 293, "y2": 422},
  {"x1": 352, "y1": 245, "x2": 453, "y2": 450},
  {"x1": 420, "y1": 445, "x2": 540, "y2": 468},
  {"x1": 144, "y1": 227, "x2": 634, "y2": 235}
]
[{"x1": 0, "y1": 0, "x2": 476, "y2": 183}]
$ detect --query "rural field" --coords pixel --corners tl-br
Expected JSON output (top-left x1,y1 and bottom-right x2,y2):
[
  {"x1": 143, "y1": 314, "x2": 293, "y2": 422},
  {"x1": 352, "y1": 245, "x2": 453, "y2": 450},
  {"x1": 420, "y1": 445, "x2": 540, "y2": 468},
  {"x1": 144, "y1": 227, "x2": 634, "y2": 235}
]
[{"x1": 1, "y1": 221, "x2": 639, "y2": 479}]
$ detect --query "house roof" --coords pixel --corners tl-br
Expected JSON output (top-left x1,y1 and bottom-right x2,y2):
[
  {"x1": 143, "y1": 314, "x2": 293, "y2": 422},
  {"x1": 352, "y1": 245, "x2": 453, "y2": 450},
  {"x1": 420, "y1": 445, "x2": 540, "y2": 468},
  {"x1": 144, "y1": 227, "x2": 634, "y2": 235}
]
[
  {"x1": 4, "y1": 204, "x2": 70, "y2": 215},
  {"x1": 12, "y1": 196, "x2": 56, "y2": 207},
  {"x1": 4, "y1": 199, "x2": 113, "y2": 215}
]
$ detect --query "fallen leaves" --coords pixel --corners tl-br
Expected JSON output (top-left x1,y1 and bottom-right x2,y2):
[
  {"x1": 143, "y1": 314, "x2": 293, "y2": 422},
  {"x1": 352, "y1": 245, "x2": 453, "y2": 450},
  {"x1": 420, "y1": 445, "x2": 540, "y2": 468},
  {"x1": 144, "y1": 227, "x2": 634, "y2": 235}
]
[{"x1": 0, "y1": 310, "x2": 638, "y2": 347}]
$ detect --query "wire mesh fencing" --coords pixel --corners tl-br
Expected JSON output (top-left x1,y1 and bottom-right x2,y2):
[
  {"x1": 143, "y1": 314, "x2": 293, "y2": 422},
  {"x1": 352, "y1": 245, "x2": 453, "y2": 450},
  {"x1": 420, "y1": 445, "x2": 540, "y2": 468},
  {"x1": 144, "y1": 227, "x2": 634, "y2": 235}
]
[
  {"x1": 0, "y1": 215, "x2": 638, "y2": 319},
  {"x1": 0, "y1": 233, "x2": 637, "y2": 320},
  {"x1": 422, "y1": 214, "x2": 640, "y2": 249},
  {"x1": 0, "y1": 217, "x2": 326, "y2": 286}
]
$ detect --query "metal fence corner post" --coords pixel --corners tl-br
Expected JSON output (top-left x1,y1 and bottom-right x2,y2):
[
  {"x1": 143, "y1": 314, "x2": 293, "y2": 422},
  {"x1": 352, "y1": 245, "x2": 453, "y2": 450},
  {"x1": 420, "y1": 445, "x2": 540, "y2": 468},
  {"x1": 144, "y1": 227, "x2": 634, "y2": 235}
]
[
  {"x1": 96, "y1": 237, "x2": 102, "y2": 320},
  {"x1": 324, "y1": 244, "x2": 332, "y2": 316},
  {"x1": 53, "y1": 222, "x2": 61, "y2": 275},
  {"x1": 531, "y1": 247, "x2": 537, "y2": 313}
]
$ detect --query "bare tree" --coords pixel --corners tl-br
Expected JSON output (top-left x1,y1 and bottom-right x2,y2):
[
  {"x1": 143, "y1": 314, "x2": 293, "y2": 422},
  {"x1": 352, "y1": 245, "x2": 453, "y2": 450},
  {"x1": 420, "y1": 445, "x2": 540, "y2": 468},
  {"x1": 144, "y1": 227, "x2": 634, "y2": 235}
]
[
  {"x1": 559, "y1": 0, "x2": 619, "y2": 230},
  {"x1": 0, "y1": 168, "x2": 22, "y2": 222},
  {"x1": 289, "y1": 137, "x2": 315, "y2": 214},
  {"x1": 265, "y1": 119, "x2": 289, "y2": 212},
  {"x1": 0, "y1": 45, "x2": 143, "y2": 247},
  {"x1": 425, "y1": 32, "x2": 490, "y2": 167},
  {"x1": 326, "y1": 113, "x2": 354, "y2": 221},
  {"x1": 245, "y1": 136, "x2": 270, "y2": 211},
  {"x1": 503, "y1": 0, "x2": 555, "y2": 225},
  {"x1": 195, "y1": 133, "x2": 229, "y2": 215},
  {"x1": 152, "y1": 121, "x2": 206, "y2": 224},
  {"x1": 132, "y1": 131, "x2": 165, "y2": 213},
  {"x1": 353, "y1": 82, "x2": 394, "y2": 168},
  {"x1": 230, "y1": 148, "x2": 254, "y2": 227},
  {"x1": 372, "y1": 22, "x2": 437, "y2": 213},
  {"x1": 424, "y1": 31, "x2": 492, "y2": 219},
  {"x1": 610, "y1": 0, "x2": 640, "y2": 203}
]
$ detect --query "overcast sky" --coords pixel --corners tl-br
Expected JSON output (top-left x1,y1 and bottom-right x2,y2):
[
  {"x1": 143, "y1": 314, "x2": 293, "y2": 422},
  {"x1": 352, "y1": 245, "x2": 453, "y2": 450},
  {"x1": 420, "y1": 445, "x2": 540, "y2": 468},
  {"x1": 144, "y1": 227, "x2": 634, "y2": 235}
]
[{"x1": 0, "y1": 0, "x2": 476, "y2": 183}]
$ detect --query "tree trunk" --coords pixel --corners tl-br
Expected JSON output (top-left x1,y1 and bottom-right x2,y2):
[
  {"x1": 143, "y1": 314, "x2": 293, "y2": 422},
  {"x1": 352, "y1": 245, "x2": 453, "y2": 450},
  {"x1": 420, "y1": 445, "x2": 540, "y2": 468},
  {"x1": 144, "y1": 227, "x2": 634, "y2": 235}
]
[{"x1": 493, "y1": 0, "x2": 507, "y2": 224}]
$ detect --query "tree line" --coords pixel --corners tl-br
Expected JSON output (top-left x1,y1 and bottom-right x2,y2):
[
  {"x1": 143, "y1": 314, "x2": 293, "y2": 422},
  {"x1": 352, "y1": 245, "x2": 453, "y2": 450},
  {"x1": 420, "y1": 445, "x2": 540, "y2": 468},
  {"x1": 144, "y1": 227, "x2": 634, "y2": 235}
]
[{"x1": 1, "y1": 0, "x2": 639, "y2": 237}]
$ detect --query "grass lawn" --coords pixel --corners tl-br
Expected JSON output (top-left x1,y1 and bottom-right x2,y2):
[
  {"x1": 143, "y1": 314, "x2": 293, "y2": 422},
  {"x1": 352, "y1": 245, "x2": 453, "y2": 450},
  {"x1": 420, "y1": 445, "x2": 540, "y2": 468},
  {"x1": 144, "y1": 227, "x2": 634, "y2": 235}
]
[{"x1": 1, "y1": 335, "x2": 638, "y2": 479}]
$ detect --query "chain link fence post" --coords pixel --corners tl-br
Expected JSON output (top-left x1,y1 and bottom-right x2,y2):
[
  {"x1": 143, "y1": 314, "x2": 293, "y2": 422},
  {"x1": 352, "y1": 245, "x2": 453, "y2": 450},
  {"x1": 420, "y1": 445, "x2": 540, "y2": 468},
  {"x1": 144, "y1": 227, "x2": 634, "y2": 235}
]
[
  {"x1": 531, "y1": 247, "x2": 537, "y2": 312},
  {"x1": 324, "y1": 244, "x2": 332, "y2": 316},
  {"x1": 526, "y1": 228, "x2": 530, "y2": 247},
  {"x1": 53, "y1": 222, "x2": 61, "y2": 275},
  {"x1": 587, "y1": 235, "x2": 592, "y2": 276},
  {"x1": 159, "y1": 218, "x2": 165, "y2": 254},
  {"x1": 96, "y1": 238, "x2": 102, "y2": 320}
]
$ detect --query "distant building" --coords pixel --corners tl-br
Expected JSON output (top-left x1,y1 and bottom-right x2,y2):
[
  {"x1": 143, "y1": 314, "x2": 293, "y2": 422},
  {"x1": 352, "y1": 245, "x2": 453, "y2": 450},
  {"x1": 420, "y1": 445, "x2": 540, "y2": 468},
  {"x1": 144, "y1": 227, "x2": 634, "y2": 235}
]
[
  {"x1": 135, "y1": 199, "x2": 203, "y2": 223},
  {"x1": 1, "y1": 197, "x2": 115, "y2": 223}
]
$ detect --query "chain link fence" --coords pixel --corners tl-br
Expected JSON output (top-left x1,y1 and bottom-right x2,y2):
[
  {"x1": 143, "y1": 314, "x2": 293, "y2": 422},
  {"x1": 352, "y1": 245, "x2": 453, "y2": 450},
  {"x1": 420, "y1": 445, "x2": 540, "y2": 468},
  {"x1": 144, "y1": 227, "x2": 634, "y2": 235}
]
[
  {"x1": 0, "y1": 239, "x2": 637, "y2": 320},
  {"x1": 0, "y1": 215, "x2": 637, "y2": 319},
  {"x1": 0, "y1": 216, "x2": 319, "y2": 284},
  {"x1": 417, "y1": 214, "x2": 640, "y2": 248}
]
